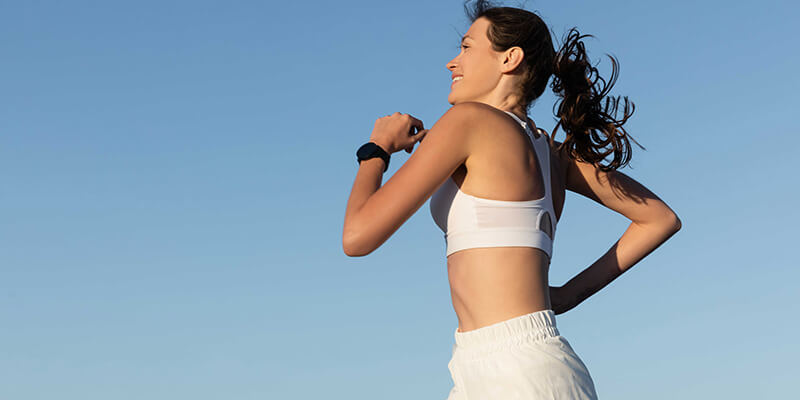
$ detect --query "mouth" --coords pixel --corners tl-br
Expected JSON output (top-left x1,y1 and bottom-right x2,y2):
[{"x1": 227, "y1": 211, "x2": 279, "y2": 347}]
[{"x1": 451, "y1": 76, "x2": 463, "y2": 87}]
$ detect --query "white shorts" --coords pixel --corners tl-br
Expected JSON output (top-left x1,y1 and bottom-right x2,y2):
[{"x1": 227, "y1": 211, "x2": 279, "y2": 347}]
[{"x1": 446, "y1": 309, "x2": 598, "y2": 399}]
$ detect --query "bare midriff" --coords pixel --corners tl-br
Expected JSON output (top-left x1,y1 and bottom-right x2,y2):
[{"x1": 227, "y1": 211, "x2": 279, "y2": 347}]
[{"x1": 447, "y1": 246, "x2": 551, "y2": 333}]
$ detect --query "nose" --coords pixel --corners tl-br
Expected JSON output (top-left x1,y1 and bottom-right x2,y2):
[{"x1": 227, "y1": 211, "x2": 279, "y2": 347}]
[{"x1": 446, "y1": 55, "x2": 457, "y2": 72}]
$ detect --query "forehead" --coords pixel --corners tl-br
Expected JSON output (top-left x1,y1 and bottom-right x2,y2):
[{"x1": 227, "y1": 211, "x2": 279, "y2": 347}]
[{"x1": 464, "y1": 17, "x2": 490, "y2": 41}]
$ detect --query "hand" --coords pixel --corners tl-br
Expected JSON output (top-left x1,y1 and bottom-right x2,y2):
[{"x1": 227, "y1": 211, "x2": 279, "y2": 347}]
[
  {"x1": 549, "y1": 285, "x2": 576, "y2": 315},
  {"x1": 370, "y1": 112, "x2": 429, "y2": 154}
]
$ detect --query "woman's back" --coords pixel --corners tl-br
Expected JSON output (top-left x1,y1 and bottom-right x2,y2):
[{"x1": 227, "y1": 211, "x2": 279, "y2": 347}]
[{"x1": 430, "y1": 105, "x2": 569, "y2": 332}]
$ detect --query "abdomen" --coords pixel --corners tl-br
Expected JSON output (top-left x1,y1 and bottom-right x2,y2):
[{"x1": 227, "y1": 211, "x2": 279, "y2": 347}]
[{"x1": 447, "y1": 246, "x2": 551, "y2": 332}]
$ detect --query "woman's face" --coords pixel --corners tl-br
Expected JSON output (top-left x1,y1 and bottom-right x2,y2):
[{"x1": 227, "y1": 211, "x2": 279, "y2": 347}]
[{"x1": 446, "y1": 17, "x2": 503, "y2": 105}]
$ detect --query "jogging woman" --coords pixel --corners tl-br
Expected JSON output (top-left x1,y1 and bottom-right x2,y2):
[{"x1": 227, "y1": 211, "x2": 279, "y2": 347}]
[{"x1": 343, "y1": 1, "x2": 681, "y2": 398}]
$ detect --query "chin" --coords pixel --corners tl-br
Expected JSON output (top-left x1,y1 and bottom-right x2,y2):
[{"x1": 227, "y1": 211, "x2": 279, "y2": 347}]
[{"x1": 447, "y1": 93, "x2": 458, "y2": 105}]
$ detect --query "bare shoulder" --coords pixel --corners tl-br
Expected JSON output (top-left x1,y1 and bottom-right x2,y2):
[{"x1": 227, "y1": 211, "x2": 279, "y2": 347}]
[
  {"x1": 441, "y1": 101, "x2": 499, "y2": 124},
  {"x1": 547, "y1": 138, "x2": 571, "y2": 170},
  {"x1": 447, "y1": 101, "x2": 528, "y2": 137},
  {"x1": 431, "y1": 102, "x2": 509, "y2": 149}
]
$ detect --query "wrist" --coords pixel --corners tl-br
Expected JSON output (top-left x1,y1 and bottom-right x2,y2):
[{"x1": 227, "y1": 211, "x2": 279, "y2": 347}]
[
  {"x1": 356, "y1": 141, "x2": 391, "y2": 172},
  {"x1": 360, "y1": 156, "x2": 387, "y2": 169},
  {"x1": 369, "y1": 138, "x2": 393, "y2": 154}
]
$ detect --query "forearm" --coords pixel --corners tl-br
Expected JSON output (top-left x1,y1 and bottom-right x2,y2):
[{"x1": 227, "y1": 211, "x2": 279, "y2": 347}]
[
  {"x1": 562, "y1": 219, "x2": 680, "y2": 309},
  {"x1": 342, "y1": 157, "x2": 387, "y2": 254}
]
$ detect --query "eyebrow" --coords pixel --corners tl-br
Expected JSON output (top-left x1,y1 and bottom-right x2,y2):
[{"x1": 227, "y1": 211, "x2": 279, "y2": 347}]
[{"x1": 461, "y1": 35, "x2": 473, "y2": 43}]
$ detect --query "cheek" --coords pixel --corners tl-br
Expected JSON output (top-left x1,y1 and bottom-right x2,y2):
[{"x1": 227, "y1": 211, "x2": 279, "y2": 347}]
[
  {"x1": 467, "y1": 61, "x2": 495, "y2": 89},
  {"x1": 476, "y1": 53, "x2": 499, "y2": 77}
]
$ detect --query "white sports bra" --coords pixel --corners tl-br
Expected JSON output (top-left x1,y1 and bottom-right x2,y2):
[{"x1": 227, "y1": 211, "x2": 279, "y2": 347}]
[{"x1": 429, "y1": 110, "x2": 557, "y2": 259}]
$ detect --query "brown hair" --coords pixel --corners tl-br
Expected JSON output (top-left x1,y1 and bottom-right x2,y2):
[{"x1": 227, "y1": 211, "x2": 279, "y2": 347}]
[{"x1": 463, "y1": 0, "x2": 644, "y2": 171}]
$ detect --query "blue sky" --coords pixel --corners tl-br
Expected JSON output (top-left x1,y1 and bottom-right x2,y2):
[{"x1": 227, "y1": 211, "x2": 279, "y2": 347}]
[{"x1": 2, "y1": 0, "x2": 798, "y2": 398}]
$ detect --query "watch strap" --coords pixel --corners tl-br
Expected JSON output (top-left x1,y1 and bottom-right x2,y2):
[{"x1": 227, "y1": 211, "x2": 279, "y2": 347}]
[{"x1": 357, "y1": 142, "x2": 390, "y2": 172}]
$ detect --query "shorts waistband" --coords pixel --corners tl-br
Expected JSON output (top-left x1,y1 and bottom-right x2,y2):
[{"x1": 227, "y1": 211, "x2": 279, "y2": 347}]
[{"x1": 453, "y1": 309, "x2": 560, "y2": 360}]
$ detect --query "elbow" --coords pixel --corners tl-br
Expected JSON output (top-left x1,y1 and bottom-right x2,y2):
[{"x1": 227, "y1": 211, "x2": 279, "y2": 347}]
[
  {"x1": 637, "y1": 207, "x2": 682, "y2": 234},
  {"x1": 342, "y1": 234, "x2": 361, "y2": 257},
  {"x1": 342, "y1": 222, "x2": 361, "y2": 257},
  {"x1": 666, "y1": 212, "x2": 682, "y2": 234},
  {"x1": 655, "y1": 202, "x2": 682, "y2": 233},
  {"x1": 342, "y1": 232, "x2": 372, "y2": 257},
  {"x1": 342, "y1": 242, "x2": 365, "y2": 257}
]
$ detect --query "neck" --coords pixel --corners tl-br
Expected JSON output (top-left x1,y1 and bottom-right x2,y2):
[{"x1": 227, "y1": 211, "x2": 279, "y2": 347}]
[
  {"x1": 476, "y1": 99, "x2": 537, "y2": 133},
  {"x1": 470, "y1": 90, "x2": 531, "y2": 128}
]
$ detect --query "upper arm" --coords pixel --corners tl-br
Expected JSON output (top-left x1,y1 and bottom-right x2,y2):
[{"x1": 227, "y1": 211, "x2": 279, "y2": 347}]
[
  {"x1": 343, "y1": 103, "x2": 481, "y2": 256},
  {"x1": 561, "y1": 141, "x2": 681, "y2": 228}
]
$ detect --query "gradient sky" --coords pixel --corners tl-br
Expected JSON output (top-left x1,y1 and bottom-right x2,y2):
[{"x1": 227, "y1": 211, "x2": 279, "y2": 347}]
[{"x1": 2, "y1": 0, "x2": 799, "y2": 398}]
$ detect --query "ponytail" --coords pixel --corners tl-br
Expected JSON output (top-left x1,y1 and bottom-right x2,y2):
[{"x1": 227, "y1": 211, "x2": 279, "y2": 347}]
[
  {"x1": 461, "y1": 1, "x2": 643, "y2": 170},
  {"x1": 551, "y1": 28, "x2": 643, "y2": 171}
]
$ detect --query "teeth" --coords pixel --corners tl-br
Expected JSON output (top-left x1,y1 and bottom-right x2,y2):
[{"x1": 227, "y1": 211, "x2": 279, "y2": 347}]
[{"x1": 452, "y1": 76, "x2": 463, "y2": 82}]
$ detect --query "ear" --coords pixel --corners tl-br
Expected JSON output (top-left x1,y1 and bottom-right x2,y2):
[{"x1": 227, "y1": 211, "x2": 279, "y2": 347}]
[{"x1": 500, "y1": 46, "x2": 525, "y2": 74}]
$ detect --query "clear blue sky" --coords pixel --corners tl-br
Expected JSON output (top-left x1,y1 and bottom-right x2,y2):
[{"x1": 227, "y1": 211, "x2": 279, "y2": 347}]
[{"x1": 2, "y1": 0, "x2": 798, "y2": 398}]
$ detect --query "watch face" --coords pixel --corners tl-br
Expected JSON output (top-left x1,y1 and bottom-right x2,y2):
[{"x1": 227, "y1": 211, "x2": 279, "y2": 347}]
[{"x1": 357, "y1": 142, "x2": 379, "y2": 159}]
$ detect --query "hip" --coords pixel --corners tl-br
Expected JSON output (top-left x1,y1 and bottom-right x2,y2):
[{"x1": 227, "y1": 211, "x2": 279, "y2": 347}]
[{"x1": 446, "y1": 309, "x2": 598, "y2": 399}]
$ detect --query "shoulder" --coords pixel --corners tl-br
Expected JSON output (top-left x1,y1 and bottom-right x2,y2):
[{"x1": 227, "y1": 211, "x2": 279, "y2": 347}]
[
  {"x1": 440, "y1": 101, "x2": 508, "y2": 124},
  {"x1": 548, "y1": 137, "x2": 572, "y2": 170},
  {"x1": 437, "y1": 102, "x2": 518, "y2": 141},
  {"x1": 428, "y1": 102, "x2": 497, "y2": 147},
  {"x1": 448, "y1": 100, "x2": 495, "y2": 113},
  {"x1": 550, "y1": 138, "x2": 568, "y2": 158}
]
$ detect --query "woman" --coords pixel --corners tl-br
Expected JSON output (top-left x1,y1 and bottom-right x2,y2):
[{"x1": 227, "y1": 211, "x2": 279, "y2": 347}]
[{"x1": 343, "y1": 1, "x2": 681, "y2": 398}]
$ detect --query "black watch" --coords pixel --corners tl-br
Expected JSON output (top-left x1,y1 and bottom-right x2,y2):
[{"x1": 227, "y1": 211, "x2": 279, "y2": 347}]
[{"x1": 356, "y1": 142, "x2": 390, "y2": 172}]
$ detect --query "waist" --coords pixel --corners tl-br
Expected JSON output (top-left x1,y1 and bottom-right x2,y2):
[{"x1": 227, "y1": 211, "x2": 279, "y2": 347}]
[
  {"x1": 453, "y1": 309, "x2": 559, "y2": 360},
  {"x1": 447, "y1": 248, "x2": 550, "y2": 332}
]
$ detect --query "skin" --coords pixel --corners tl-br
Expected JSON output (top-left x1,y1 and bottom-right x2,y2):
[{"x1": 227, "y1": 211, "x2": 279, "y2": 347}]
[{"x1": 343, "y1": 17, "x2": 681, "y2": 332}]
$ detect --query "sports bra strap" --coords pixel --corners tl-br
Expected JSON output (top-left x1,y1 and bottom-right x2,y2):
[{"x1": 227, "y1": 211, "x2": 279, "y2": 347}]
[{"x1": 503, "y1": 110, "x2": 552, "y2": 200}]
